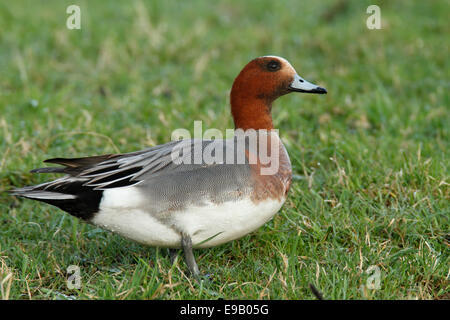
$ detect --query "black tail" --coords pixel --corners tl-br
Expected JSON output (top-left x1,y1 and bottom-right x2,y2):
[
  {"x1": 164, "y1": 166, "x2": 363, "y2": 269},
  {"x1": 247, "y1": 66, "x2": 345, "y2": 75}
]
[
  {"x1": 10, "y1": 154, "x2": 120, "y2": 220},
  {"x1": 10, "y1": 179, "x2": 103, "y2": 221}
]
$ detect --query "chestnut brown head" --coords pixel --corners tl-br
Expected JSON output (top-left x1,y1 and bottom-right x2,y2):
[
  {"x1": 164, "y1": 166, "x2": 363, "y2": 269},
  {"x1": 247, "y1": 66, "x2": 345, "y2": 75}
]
[{"x1": 230, "y1": 56, "x2": 326, "y2": 130}]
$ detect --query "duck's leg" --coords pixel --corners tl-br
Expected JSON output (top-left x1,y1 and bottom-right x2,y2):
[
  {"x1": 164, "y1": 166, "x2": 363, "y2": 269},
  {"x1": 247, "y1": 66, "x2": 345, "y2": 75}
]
[
  {"x1": 168, "y1": 248, "x2": 178, "y2": 264},
  {"x1": 181, "y1": 233, "x2": 200, "y2": 277}
]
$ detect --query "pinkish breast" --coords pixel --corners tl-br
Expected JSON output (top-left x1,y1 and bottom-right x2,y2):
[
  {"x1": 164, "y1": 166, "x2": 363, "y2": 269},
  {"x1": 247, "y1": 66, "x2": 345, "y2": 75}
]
[{"x1": 247, "y1": 133, "x2": 292, "y2": 204}]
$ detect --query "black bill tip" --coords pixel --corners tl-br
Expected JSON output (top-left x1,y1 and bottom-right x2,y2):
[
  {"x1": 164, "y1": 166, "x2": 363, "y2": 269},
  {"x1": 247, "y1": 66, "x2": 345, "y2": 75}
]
[
  {"x1": 312, "y1": 87, "x2": 327, "y2": 94},
  {"x1": 289, "y1": 86, "x2": 327, "y2": 94}
]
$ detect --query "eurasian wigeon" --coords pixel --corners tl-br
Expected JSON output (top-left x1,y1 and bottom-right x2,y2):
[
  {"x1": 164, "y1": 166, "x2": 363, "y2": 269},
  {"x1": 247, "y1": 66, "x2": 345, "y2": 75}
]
[{"x1": 11, "y1": 56, "x2": 326, "y2": 277}]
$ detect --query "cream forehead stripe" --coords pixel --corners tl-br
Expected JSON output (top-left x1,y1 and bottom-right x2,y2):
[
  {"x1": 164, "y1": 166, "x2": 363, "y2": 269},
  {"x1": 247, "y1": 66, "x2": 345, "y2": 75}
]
[
  {"x1": 260, "y1": 55, "x2": 296, "y2": 71},
  {"x1": 261, "y1": 56, "x2": 318, "y2": 90}
]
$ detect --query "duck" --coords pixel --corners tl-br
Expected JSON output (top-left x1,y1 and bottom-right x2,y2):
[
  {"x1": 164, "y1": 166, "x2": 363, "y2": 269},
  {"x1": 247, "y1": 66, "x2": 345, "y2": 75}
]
[{"x1": 11, "y1": 56, "x2": 326, "y2": 277}]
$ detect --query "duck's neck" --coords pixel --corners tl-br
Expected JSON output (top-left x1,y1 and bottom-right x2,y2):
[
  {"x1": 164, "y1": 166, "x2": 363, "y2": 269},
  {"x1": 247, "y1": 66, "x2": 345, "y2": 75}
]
[{"x1": 231, "y1": 95, "x2": 274, "y2": 131}]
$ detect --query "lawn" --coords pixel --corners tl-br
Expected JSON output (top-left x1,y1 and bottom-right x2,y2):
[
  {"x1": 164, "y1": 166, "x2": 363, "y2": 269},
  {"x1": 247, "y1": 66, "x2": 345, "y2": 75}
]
[{"x1": 0, "y1": 0, "x2": 448, "y2": 299}]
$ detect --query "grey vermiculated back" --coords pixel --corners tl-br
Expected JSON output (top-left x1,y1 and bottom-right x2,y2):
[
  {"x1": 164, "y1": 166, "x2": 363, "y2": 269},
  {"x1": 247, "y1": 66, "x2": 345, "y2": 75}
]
[
  {"x1": 94, "y1": 137, "x2": 256, "y2": 214},
  {"x1": 11, "y1": 137, "x2": 259, "y2": 218}
]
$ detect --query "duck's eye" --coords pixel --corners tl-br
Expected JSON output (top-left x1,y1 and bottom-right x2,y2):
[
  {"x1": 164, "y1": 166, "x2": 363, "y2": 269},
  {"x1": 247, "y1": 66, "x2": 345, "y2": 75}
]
[{"x1": 266, "y1": 60, "x2": 281, "y2": 72}]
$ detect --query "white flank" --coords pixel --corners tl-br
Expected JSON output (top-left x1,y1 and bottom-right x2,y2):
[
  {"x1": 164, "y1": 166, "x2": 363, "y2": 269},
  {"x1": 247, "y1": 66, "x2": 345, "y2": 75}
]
[
  {"x1": 92, "y1": 186, "x2": 285, "y2": 248},
  {"x1": 174, "y1": 197, "x2": 284, "y2": 248}
]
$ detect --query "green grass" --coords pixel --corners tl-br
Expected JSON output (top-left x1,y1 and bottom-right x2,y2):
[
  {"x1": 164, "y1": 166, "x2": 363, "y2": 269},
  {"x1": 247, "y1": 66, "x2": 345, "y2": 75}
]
[{"x1": 0, "y1": 0, "x2": 448, "y2": 300}]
